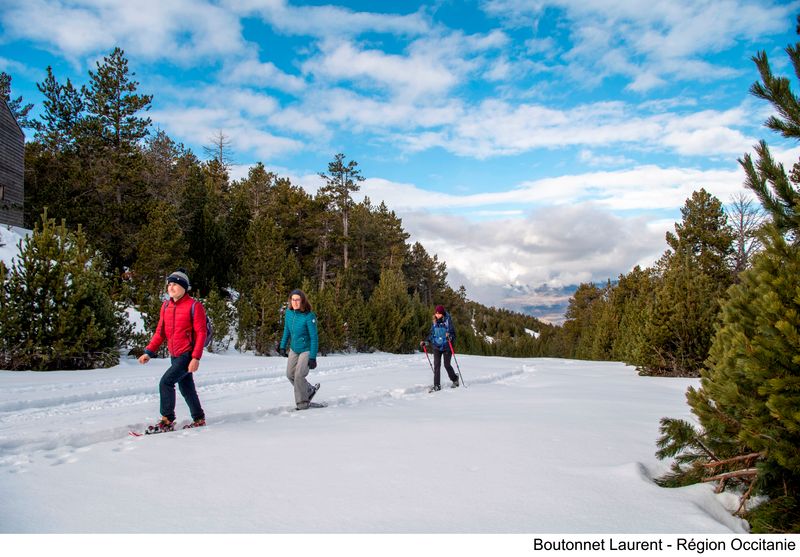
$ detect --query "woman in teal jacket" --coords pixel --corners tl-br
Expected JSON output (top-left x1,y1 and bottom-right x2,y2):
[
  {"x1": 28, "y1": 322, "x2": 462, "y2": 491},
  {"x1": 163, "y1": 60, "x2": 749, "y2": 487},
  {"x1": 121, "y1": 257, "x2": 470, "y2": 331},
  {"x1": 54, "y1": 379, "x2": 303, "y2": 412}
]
[{"x1": 279, "y1": 289, "x2": 320, "y2": 410}]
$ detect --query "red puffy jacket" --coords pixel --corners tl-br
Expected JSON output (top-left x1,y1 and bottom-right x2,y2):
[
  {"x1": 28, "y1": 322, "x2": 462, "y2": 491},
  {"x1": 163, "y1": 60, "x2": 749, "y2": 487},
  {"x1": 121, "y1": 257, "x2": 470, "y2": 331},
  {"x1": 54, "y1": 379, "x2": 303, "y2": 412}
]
[{"x1": 145, "y1": 295, "x2": 207, "y2": 360}]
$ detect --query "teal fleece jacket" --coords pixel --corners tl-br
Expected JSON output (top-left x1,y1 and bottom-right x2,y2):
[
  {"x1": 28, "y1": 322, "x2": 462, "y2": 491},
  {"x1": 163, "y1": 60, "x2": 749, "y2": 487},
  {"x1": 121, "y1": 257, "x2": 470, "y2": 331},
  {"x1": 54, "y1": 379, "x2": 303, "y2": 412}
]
[{"x1": 280, "y1": 309, "x2": 319, "y2": 359}]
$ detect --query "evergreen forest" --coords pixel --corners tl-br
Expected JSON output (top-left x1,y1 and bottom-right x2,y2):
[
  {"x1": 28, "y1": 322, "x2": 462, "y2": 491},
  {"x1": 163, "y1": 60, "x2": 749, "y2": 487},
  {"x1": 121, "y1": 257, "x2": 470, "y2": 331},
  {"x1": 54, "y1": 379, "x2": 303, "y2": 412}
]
[{"x1": 0, "y1": 48, "x2": 544, "y2": 371}]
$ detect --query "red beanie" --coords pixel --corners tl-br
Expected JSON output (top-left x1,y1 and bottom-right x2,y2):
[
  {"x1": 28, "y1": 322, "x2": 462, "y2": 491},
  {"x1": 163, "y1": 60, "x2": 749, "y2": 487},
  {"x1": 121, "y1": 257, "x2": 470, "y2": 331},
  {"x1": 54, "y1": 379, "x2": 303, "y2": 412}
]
[{"x1": 435, "y1": 305, "x2": 445, "y2": 314}]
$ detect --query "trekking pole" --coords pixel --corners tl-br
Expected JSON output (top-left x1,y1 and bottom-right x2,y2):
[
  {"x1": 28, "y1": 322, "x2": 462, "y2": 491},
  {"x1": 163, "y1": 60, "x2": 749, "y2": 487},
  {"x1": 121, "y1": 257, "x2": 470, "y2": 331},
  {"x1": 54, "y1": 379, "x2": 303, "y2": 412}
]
[
  {"x1": 447, "y1": 338, "x2": 466, "y2": 387},
  {"x1": 421, "y1": 342, "x2": 434, "y2": 373}
]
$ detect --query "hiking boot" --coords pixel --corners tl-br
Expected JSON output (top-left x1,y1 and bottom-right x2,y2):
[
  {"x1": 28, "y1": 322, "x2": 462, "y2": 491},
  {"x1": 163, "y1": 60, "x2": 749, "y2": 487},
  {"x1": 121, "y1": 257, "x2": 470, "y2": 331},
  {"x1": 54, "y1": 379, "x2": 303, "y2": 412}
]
[
  {"x1": 451, "y1": 379, "x2": 460, "y2": 388},
  {"x1": 428, "y1": 385, "x2": 441, "y2": 393},
  {"x1": 296, "y1": 402, "x2": 310, "y2": 410},
  {"x1": 183, "y1": 418, "x2": 206, "y2": 429},
  {"x1": 308, "y1": 383, "x2": 320, "y2": 402},
  {"x1": 146, "y1": 417, "x2": 174, "y2": 434}
]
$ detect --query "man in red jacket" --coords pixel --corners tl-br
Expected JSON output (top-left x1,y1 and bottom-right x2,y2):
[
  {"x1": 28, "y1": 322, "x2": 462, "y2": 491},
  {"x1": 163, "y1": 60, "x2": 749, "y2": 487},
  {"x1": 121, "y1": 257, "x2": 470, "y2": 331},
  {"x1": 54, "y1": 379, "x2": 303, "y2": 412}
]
[{"x1": 138, "y1": 269, "x2": 207, "y2": 433}]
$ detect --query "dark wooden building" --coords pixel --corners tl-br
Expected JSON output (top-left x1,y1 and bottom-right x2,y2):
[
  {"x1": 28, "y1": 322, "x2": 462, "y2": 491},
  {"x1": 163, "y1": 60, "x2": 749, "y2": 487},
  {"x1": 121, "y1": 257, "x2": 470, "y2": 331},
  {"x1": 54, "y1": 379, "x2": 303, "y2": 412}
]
[{"x1": 0, "y1": 98, "x2": 25, "y2": 227}]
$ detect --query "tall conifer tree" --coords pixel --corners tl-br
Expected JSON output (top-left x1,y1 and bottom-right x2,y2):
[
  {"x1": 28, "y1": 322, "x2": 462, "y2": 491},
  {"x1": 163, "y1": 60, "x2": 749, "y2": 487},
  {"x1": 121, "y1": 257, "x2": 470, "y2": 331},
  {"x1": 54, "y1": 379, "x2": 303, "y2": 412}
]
[
  {"x1": 0, "y1": 72, "x2": 34, "y2": 128},
  {"x1": 659, "y1": 20, "x2": 800, "y2": 531},
  {"x1": 319, "y1": 153, "x2": 364, "y2": 272}
]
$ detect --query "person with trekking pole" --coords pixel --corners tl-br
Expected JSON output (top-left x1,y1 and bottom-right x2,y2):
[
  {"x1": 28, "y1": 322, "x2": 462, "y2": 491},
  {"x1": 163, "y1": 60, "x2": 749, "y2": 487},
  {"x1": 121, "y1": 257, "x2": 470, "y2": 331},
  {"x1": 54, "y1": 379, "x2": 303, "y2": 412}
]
[
  {"x1": 420, "y1": 305, "x2": 460, "y2": 392},
  {"x1": 138, "y1": 269, "x2": 208, "y2": 433}
]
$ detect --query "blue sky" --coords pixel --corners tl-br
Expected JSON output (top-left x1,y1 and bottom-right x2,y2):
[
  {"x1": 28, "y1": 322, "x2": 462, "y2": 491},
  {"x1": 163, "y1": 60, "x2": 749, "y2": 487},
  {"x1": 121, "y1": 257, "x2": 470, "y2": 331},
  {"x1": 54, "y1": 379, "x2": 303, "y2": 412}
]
[{"x1": 2, "y1": 0, "x2": 800, "y2": 321}]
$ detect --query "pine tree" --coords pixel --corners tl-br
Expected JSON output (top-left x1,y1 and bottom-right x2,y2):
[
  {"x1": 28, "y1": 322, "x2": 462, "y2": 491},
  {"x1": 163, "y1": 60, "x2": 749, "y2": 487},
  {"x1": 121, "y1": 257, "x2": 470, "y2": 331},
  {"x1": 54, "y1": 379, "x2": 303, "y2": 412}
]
[
  {"x1": 346, "y1": 198, "x2": 409, "y2": 297},
  {"x1": 741, "y1": 37, "x2": 800, "y2": 239},
  {"x1": 561, "y1": 283, "x2": 604, "y2": 359},
  {"x1": 658, "y1": 21, "x2": 800, "y2": 531},
  {"x1": 23, "y1": 140, "x2": 80, "y2": 229},
  {"x1": 643, "y1": 252, "x2": 721, "y2": 375},
  {"x1": 611, "y1": 266, "x2": 657, "y2": 365},
  {"x1": 81, "y1": 47, "x2": 152, "y2": 152},
  {"x1": 640, "y1": 190, "x2": 734, "y2": 376},
  {"x1": 728, "y1": 192, "x2": 766, "y2": 276},
  {"x1": 0, "y1": 72, "x2": 34, "y2": 128},
  {"x1": 80, "y1": 47, "x2": 153, "y2": 271},
  {"x1": 337, "y1": 286, "x2": 370, "y2": 352},
  {"x1": 665, "y1": 189, "x2": 735, "y2": 282},
  {"x1": 235, "y1": 214, "x2": 296, "y2": 354},
  {"x1": 403, "y1": 242, "x2": 449, "y2": 307},
  {"x1": 319, "y1": 153, "x2": 364, "y2": 272},
  {"x1": 0, "y1": 212, "x2": 119, "y2": 370},
  {"x1": 203, "y1": 288, "x2": 234, "y2": 353},
  {"x1": 683, "y1": 230, "x2": 800, "y2": 531},
  {"x1": 261, "y1": 173, "x2": 318, "y2": 280},
  {"x1": 313, "y1": 193, "x2": 339, "y2": 290},
  {"x1": 368, "y1": 268, "x2": 421, "y2": 353},
  {"x1": 203, "y1": 129, "x2": 235, "y2": 171},
  {"x1": 129, "y1": 201, "x2": 189, "y2": 332},
  {"x1": 34, "y1": 66, "x2": 84, "y2": 151},
  {"x1": 307, "y1": 281, "x2": 346, "y2": 354},
  {"x1": 25, "y1": 68, "x2": 85, "y2": 229},
  {"x1": 183, "y1": 160, "x2": 230, "y2": 294},
  {"x1": 142, "y1": 130, "x2": 190, "y2": 206},
  {"x1": 588, "y1": 281, "x2": 616, "y2": 360}
]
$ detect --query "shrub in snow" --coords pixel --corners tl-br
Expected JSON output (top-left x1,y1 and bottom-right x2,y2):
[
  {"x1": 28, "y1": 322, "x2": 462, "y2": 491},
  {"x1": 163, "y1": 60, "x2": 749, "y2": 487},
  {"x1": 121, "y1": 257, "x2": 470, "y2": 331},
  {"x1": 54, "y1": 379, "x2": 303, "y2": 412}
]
[{"x1": 0, "y1": 212, "x2": 120, "y2": 370}]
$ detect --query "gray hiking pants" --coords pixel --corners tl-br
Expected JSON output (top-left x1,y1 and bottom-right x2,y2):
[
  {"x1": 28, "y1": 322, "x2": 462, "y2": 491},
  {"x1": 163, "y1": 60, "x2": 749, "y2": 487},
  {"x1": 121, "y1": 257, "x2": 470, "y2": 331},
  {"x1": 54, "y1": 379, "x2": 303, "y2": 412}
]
[{"x1": 286, "y1": 349, "x2": 313, "y2": 406}]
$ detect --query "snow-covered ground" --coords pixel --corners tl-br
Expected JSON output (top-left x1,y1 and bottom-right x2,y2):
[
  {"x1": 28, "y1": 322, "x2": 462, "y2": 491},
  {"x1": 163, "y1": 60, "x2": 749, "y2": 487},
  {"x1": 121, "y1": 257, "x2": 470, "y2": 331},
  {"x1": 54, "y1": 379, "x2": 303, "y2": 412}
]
[
  {"x1": 0, "y1": 225, "x2": 29, "y2": 268},
  {"x1": 0, "y1": 352, "x2": 748, "y2": 534}
]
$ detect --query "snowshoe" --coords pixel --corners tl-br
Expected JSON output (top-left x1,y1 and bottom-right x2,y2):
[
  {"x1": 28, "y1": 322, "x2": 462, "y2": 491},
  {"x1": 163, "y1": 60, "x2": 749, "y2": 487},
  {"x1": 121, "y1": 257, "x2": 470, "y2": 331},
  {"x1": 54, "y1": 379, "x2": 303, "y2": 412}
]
[
  {"x1": 428, "y1": 385, "x2": 441, "y2": 393},
  {"x1": 183, "y1": 418, "x2": 206, "y2": 429},
  {"x1": 308, "y1": 383, "x2": 321, "y2": 402},
  {"x1": 451, "y1": 379, "x2": 460, "y2": 388},
  {"x1": 295, "y1": 401, "x2": 327, "y2": 411},
  {"x1": 145, "y1": 418, "x2": 175, "y2": 435}
]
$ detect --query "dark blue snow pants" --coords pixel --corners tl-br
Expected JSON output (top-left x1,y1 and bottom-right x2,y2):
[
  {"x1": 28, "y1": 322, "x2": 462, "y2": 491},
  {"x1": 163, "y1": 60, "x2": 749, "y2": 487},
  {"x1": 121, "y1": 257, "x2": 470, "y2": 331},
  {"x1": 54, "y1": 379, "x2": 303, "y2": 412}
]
[{"x1": 159, "y1": 352, "x2": 204, "y2": 422}]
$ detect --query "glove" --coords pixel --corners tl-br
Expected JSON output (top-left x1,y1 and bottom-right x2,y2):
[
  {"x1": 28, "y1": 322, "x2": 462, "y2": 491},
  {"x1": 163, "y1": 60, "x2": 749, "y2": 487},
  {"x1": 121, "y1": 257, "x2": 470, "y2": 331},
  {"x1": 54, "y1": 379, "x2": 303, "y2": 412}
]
[
  {"x1": 279, "y1": 348, "x2": 288, "y2": 357},
  {"x1": 308, "y1": 358, "x2": 317, "y2": 370}
]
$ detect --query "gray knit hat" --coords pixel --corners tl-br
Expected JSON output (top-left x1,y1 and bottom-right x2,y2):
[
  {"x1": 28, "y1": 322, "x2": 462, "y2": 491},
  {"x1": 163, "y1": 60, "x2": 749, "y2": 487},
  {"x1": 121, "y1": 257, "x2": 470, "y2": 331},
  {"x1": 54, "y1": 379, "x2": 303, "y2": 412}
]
[{"x1": 167, "y1": 270, "x2": 190, "y2": 291}]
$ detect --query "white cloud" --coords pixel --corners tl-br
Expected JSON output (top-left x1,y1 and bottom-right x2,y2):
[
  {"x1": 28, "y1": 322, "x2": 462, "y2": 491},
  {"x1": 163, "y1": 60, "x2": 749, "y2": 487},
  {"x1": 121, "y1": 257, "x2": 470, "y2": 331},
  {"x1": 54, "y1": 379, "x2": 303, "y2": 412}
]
[
  {"x1": 392, "y1": 98, "x2": 755, "y2": 159},
  {"x1": 302, "y1": 40, "x2": 458, "y2": 98},
  {"x1": 233, "y1": 127, "x2": 304, "y2": 161},
  {"x1": 357, "y1": 163, "x2": 745, "y2": 216},
  {"x1": 663, "y1": 127, "x2": 751, "y2": 157},
  {"x1": 385, "y1": 157, "x2": 750, "y2": 317},
  {"x1": 226, "y1": 0, "x2": 431, "y2": 38},
  {"x1": 626, "y1": 72, "x2": 667, "y2": 93},
  {"x1": 223, "y1": 58, "x2": 306, "y2": 93},
  {"x1": 149, "y1": 95, "x2": 304, "y2": 161},
  {"x1": 578, "y1": 149, "x2": 634, "y2": 167},
  {"x1": 227, "y1": 90, "x2": 281, "y2": 118},
  {"x1": 1, "y1": 0, "x2": 245, "y2": 64},
  {"x1": 268, "y1": 107, "x2": 330, "y2": 138},
  {"x1": 482, "y1": 0, "x2": 796, "y2": 92},
  {"x1": 0, "y1": 56, "x2": 34, "y2": 80},
  {"x1": 515, "y1": 165, "x2": 745, "y2": 211},
  {"x1": 400, "y1": 202, "x2": 666, "y2": 316},
  {"x1": 297, "y1": 25, "x2": 508, "y2": 102},
  {"x1": 484, "y1": 57, "x2": 513, "y2": 81},
  {"x1": 293, "y1": 87, "x2": 462, "y2": 132}
]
